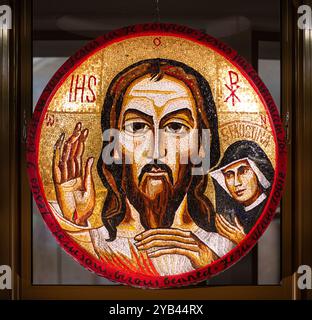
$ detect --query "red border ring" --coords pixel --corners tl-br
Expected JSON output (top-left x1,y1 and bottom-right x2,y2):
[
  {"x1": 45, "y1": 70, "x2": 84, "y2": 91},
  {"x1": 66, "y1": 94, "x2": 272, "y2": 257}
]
[{"x1": 27, "y1": 23, "x2": 287, "y2": 289}]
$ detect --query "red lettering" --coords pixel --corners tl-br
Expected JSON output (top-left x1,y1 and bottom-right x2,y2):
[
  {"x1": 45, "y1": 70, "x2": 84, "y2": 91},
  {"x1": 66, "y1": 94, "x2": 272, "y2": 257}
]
[
  {"x1": 74, "y1": 74, "x2": 86, "y2": 103},
  {"x1": 87, "y1": 76, "x2": 97, "y2": 103},
  {"x1": 261, "y1": 114, "x2": 267, "y2": 127},
  {"x1": 69, "y1": 75, "x2": 75, "y2": 102},
  {"x1": 225, "y1": 70, "x2": 241, "y2": 107},
  {"x1": 68, "y1": 74, "x2": 97, "y2": 103}
]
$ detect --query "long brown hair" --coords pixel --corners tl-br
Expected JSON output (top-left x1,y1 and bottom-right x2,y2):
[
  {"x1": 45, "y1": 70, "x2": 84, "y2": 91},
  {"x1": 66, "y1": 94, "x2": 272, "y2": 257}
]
[{"x1": 97, "y1": 59, "x2": 220, "y2": 241}]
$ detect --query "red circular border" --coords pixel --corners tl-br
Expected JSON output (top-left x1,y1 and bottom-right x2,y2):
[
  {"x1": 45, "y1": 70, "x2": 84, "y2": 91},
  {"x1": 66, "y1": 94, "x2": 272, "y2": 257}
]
[{"x1": 27, "y1": 23, "x2": 287, "y2": 289}]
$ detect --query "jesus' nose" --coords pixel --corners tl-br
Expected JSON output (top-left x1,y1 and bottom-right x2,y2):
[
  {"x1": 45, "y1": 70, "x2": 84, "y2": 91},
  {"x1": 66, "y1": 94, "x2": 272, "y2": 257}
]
[{"x1": 147, "y1": 128, "x2": 167, "y2": 162}]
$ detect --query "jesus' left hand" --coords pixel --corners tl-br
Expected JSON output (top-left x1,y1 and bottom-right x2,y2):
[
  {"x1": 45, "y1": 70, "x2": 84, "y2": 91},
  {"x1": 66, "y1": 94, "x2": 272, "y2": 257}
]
[{"x1": 134, "y1": 228, "x2": 217, "y2": 269}]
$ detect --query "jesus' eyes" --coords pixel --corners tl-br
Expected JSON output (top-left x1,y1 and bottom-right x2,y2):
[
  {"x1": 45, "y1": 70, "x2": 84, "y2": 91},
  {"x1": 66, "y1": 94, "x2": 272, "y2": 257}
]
[
  {"x1": 123, "y1": 120, "x2": 190, "y2": 136},
  {"x1": 124, "y1": 121, "x2": 150, "y2": 135},
  {"x1": 164, "y1": 122, "x2": 190, "y2": 134}
]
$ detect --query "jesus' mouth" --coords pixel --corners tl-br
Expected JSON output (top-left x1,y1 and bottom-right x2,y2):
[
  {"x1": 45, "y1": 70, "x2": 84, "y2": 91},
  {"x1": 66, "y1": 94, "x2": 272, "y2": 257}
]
[{"x1": 138, "y1": 162, "x2": 174, "y2": 186}]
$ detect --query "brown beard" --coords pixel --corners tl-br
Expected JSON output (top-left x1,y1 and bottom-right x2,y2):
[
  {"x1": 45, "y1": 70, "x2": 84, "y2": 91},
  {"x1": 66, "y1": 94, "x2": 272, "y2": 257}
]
[{"x1": 122, "y1": 164, "x2": 192, "y2": 230}]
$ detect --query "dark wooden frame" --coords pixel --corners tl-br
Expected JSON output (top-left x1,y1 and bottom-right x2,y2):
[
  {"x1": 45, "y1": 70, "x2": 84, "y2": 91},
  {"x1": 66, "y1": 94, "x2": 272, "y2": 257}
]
[
  {"x1": 292, "y1": 0, "x2": 312, "y2": 301},
  {"x1": 1, "y1": 0, "x2": 311, "y2": 299},
  {"x1": 0, "y1": 0, "x2": 13, "y2": 301}
]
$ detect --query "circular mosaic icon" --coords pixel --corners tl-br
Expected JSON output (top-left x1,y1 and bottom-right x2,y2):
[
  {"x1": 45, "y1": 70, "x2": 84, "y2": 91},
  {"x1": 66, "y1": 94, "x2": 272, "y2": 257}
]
[{"x1": 27, "y1": 23, "x2": 287, "y2": 288}]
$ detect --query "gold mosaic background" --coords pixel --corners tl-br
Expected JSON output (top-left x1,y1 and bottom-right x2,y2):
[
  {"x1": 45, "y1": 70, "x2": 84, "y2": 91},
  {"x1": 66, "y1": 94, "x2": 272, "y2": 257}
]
[{"x1": 38, "y1": 35, "x2": 276, "y2": 230}]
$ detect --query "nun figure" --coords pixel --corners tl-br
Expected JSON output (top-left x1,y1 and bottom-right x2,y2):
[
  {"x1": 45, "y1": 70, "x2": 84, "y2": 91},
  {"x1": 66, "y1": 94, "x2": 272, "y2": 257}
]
[{"x1": 209, "y1": 140, "x2": 274, "y2": 245}]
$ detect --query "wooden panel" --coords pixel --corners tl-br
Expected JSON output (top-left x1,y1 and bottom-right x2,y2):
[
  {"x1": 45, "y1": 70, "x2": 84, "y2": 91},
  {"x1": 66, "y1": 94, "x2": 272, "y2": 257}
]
[
  {"x1": 294, "y1": 0, "x2": 312, "y2": 301},
  {"x1": 0, "y1": 14, "x2": 12, "y2": 301}
]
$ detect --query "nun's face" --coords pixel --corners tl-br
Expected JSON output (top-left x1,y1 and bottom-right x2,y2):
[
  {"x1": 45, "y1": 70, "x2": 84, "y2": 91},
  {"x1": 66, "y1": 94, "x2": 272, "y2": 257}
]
[{"x1": 222, "y1": 160, "x2": 261, "y2": 206}]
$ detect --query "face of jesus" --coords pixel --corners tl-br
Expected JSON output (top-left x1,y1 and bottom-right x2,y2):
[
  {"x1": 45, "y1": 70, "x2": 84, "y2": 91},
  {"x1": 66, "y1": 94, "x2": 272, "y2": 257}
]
[
  {"x1": 117, "y1": 74, "x2": 199, "y2": 203},
  {"x1": 222, "y1": 160, "x2": 261, "y2": 207}
]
